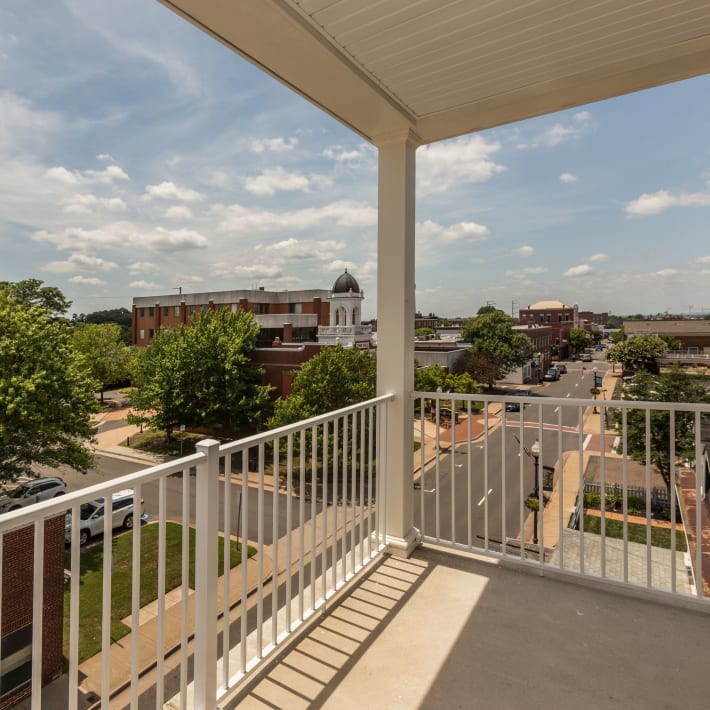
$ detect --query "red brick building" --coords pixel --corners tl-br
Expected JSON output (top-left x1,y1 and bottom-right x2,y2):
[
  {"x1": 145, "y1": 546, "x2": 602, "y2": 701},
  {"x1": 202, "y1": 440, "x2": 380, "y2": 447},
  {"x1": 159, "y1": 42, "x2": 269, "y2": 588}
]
[
  {"x1": 518, "y1": 300, "x2": 580, "y2": 358},
  {"x1": 132, "y1": 287, "x2": 331, "y2": 348},
  {"x1": 1, "y1": 517, "x2": 64, "y2": 708}
]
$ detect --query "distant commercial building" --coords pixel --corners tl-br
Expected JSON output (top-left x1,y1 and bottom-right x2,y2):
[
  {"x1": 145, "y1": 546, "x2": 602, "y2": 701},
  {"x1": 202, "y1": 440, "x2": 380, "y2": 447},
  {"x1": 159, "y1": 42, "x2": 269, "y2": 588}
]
[
  {"x1": 624, "y1": 319, "x2": 710, "y2": 352},
  {"x1": 518, "y1": 300, "x2": 579, "y2": 358},
  {"x1": 131, "y1": 270, "x2": 374, "y2": 398},
  {"x1": 499, "y1": 324, "x2": 554, "y2": 385},
  {"x1": 578, "y1": 311, "x2": 609, "y2": 328}
]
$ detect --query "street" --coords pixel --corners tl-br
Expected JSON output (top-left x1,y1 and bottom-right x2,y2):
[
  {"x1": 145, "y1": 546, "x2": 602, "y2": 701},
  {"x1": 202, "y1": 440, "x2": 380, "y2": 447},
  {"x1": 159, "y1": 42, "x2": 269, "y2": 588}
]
[{"x1": 415, "y1": 359, "x2": 610, "y2": 548}]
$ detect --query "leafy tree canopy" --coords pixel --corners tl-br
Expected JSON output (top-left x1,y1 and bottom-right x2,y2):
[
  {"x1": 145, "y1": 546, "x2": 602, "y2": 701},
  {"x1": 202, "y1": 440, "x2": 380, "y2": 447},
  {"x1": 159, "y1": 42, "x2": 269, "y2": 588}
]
[
  {"x1": 476, "y1": 304, "x2": 498, "y2": 315},
  {"x1": 415, "y1": 327, "x2": 435, "y2": 337},
  {"x1": 414, "y1": 364, "x2": 481, "y2": 395},
  {"x1": 610, "y1": 329, "x2": 626, "y2": 344},
  {"x1": 462, "y1": 311, "x2": 530, "y2": 383},
  {"x1": 455, "y1": 350, "x2": 502, "y2": 389},
  {"x1": 73, "y1": 323, "x2": 131, "y2": 402},
  {"x1": 622, "y1": 367, "x2": 708, "y2": 491},
  {"x1": 607, "y1": 315, "x2": 624, "y2": 329},
  {"x1": 0, "y1": 292, "x2": 97, "y2": 480},
  {"x1": 73, "y1": 307, "x2": 132, "y2": 343},
  {"x1": 568, "y1": 327, "x2": 593, "y2": 353},
  {"x1": 129, "y1": 308, "x2": 271, "y2": 438},
  {"x1": 606, "y1": 334, "x2": 667, "y2": 373},
  {"x1": 0, "y1": 278, "x2": 71, "y2": 317},
  {"x1": 269, "y1": 346, "x2": 376, "y2": 429}
]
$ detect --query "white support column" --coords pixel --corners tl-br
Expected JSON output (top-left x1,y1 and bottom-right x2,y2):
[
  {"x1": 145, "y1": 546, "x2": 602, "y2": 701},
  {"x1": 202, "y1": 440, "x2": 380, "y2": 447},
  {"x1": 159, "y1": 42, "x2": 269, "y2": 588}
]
[
  {"x1": 194, "y1": 439, "x2": 220, "y2": 709},
  {"x1": 376, "y1": 129, "x2": 421, "y2": 557}
]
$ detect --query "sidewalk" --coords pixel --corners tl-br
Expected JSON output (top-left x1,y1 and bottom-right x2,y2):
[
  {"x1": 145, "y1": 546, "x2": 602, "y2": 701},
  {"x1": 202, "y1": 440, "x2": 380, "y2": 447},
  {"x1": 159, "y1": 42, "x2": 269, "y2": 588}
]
[{"x1": 77, "y1": 547, "x2": 268, "y2": 705}]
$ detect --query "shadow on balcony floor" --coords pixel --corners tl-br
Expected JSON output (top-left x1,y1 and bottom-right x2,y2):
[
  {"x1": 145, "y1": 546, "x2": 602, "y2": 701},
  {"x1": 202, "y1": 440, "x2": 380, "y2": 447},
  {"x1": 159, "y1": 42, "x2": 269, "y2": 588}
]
[{"x1": 232, "y1": 545, "x2": 710, "y2": 709}]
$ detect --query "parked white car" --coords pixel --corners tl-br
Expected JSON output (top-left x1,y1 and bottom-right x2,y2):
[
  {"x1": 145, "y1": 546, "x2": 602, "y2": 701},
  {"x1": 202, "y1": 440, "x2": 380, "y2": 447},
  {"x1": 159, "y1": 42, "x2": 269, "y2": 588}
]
[
  {"x1": 0, "y1": 477, "x2": 67, "y2": 513},
  {"x1": 65, "y1": 489, "x2": 143, "y2": 546}
]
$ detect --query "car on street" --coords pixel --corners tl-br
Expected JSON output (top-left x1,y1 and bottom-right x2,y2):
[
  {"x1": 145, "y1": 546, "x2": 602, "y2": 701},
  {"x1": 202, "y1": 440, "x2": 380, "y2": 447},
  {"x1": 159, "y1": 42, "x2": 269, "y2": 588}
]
[
  {"x1": 504, "y1": 389, "x2": 532, "y2": 412},
  {"x1": 542, "y1": 368, "x2": 560, "y2": 382},
  {"x1": 580, "y1": 353, "x2": 593, "y2": 362},
  {"x1": 65, "y1": 489, "x2": 143, "y2": 546},
  {"x1": 556, "y1": 364, "x2": 567, "y2": 374},
  {"x1": 0, "y1": 477, "x2": 67, "y2": 513}
]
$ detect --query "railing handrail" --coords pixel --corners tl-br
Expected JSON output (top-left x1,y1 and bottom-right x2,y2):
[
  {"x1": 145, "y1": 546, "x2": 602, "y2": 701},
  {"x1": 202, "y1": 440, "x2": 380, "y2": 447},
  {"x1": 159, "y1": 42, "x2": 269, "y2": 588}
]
[
  {"x1": 220, "y1": 393, "x2": 394, "y2": 454},
  {"x1": 0, "y1": 451, "x2": 204, "y2": 535},
  {"x1": 413, "y1": 390, "x2": 710, "y2": 413}
]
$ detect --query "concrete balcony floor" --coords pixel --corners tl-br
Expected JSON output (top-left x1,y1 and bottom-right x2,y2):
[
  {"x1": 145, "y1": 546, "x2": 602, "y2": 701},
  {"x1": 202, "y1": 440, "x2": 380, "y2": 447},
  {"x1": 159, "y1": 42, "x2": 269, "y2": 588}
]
[{"x1": 231, "y1": 545, "x2": 710, "y2": 709}]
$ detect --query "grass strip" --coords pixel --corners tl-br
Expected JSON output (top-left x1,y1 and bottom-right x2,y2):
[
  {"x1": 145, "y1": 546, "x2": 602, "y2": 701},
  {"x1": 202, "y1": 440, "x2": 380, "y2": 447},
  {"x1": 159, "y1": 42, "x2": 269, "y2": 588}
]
[
  {"x1": 583, "y1": 515, "x2": 687, "y2": 551},
  {"x1": 63, "y1": 521, "x2": 254, "y2": 664}
]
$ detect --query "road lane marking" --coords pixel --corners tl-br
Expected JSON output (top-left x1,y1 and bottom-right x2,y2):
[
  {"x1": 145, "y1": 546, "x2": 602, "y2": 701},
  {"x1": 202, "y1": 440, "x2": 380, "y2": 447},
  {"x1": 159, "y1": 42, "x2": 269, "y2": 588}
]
[
  {"x1": 477, "y1": 488, "x2": 493, "y2": 506},
  {"x1": 566, "y1": 393, "x2": 571, "y2": 397},
  {"x1": 554, "y1": 406, "x2": 560, "y2": 413}
]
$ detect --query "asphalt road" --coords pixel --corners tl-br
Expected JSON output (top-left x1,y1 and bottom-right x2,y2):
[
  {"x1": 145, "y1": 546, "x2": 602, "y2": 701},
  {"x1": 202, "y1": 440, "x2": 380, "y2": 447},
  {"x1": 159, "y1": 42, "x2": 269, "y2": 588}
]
[{"x1": 414, "y1": 359, "x2": 610, "y2": 547}]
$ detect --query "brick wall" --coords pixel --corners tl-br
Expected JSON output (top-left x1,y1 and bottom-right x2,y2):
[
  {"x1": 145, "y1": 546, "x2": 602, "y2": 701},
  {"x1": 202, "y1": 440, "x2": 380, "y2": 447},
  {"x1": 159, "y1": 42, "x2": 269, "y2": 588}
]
[{"x1": 0, "y1": 516, "x2": 64, "y2": 708}]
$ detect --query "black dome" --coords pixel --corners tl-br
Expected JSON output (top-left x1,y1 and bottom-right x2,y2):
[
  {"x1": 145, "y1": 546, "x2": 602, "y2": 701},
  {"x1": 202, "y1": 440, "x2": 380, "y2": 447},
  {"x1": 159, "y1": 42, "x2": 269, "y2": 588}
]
[{"x1": 332, "y1": 269, "x2": 360, "y2": 293}]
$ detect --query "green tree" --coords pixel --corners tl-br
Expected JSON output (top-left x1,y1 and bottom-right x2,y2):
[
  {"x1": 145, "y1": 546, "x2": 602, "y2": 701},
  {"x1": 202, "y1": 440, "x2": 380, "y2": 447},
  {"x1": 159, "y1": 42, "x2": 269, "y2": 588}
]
[
  {"x1": 73, "y1": 323, "x2": 131, "y2": 403},
  {"x1": 658, "y1": 334, "x2": 681, "y2": 351},
  {"x1": 606, "y1": 334, "x2": 667, "y2": 373},
  {"x1": 568, "y1": 327, "x2": 592, "y2": 353},
  {"x1": 623, "y1": 367, "x2": 708, "y2": 491},
  {"x1": 0, "y1": 292, "x2": 98, "y2": 480},
  {"x1": 415, "y1": 327, "x2": 435, "y2": 337},
  {"x1": 607, "y1": 315, "x2": 624, "y2": 329},
  {"x1": 129, "y1": 308, "x2": 271, "y2": 438},
  {"x1": 269, "y1": 345, "x2": 376, "y2": 428},
  {"x1": 414, "y1": 364, "x2": 481, "y2": 397},
  {"x1": 476, "y1": 304, "x2": 497, "y2": 315},
  {"x1": 462, "y1": 311, "x2": 530, "y2": 385},
  {"x1": 455, "y1": 350, "x2": 502, "y2": 389},
  {"x1": 74, "y1": 307, "x2": 132, "y2": 343},
  {"x1": 610, "y1": 329, "x2": 626, "y2": 344},
  {"x1": 0, "y1": 278, "x2": 71, "y2": 316}
]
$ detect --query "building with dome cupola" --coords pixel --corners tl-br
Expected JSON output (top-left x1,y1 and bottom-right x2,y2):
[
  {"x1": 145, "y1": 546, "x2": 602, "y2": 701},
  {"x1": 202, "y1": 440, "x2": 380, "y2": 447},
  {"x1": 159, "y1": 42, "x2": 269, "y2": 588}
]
[{"x1": 317, "y1": 269, "x2": 374, "y2": 349}]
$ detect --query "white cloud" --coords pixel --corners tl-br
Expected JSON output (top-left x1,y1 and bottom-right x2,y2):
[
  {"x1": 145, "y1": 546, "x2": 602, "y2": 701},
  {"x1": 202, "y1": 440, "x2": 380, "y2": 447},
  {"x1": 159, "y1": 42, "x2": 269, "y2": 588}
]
[
  {"x1": 517, "y1": 120, "x2": 585, "y2": 150},
  {"x1": 322, "y1": 144, "x2": 375, "y2": 166},
  {"x1": 63, "y1": 193, "x2": 127, "y2": 214},
  {"x1": 250, "y1": 137, "x2": 298, "y2": 153},
  {"x1": 650, "y1": 268, "x2": 679, "y2": 277},
  {"x1": 214, "y1": 264, "x2": 283, "y2": 279},
  {"x1": 33, "y1": 223, "x2": 209, "y2": 252},
  {"x1": 165, "y1": 205, "x2": 193, "y2": 220},
  {"x1": 130, "y1": 280, "x2": 161, "y2": 290},
  {"x1": 243, "y1": 167, "x2": 331, "y2": 196},
  {"x1": 256, "y1": 238, "x2": 345, "y2": 262},
  {"x1": 68, "y1": 275, "x2": 106, "y2": 286},
  {"x1": 589, "y1": 253, "x2": 609, "y2": 262},
  {"x1": 625, "y1": 184, "x2": 710, "y2": 216},
  {"x1": 174, "y1": 273, "x2": 205, "y2": 285},
  {"x1": 128, "y1": 261, "x2": 160, "y2": 274},
  {"x1": 143, "y1": 181, "x2": 206, "y2": 202},
  {"x1": 695, "y1": 256, "x2": 710, "y2": 264},
  {"x1": 417, "y1": 220, "x2": 488, "y2": 243},
  {"x1": 43, "y1": 253, "x2": 118, "y2": 273},
  {"x1": 46, "y1": 164, "x2": 129, "y2": 185},
  {"x1": 560, "y1": 172, "x2": 577, "y2": 183},
  {"x1": 513, "y1": 245, "x2": 534, "y2": 257},
  {"x1": 505, "y1": 266, "x2": 548, "y2": 277},
  {"x1": 96, "y1": 153, "x2": 114, "y2": 162},
  {"x1": 217, "y1": 200, "x2": 377, "y2": 233},
  {"x1": 417, "y1": 135, "x2": 505, "y2": 194},
  {"x1": 575, "y1": 111, "x2": 591, "y2": 121},
  {"x1": 564, "y1": 264, "x2": 592, "y2": 277}
]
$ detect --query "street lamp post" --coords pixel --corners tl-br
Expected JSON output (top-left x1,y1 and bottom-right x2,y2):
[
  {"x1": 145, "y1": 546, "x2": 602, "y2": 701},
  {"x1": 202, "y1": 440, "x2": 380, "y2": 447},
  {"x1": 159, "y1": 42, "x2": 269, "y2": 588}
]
[{"x1": 531, "y1": 439, "x2": 540, "y2": 545}]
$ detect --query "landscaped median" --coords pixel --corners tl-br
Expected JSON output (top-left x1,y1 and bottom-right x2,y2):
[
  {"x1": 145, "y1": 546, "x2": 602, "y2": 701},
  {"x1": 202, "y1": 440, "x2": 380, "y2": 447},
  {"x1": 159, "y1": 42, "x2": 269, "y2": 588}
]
[{"x1": 63, "y1": 522, "x2": 255, "y2": 664}]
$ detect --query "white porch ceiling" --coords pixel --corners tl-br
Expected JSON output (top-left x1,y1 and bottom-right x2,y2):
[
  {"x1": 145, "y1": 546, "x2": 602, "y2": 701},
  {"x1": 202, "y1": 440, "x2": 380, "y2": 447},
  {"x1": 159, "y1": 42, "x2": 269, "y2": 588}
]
[{"x1": 160, "y1": 0, "x2": 710, "y2": 144}]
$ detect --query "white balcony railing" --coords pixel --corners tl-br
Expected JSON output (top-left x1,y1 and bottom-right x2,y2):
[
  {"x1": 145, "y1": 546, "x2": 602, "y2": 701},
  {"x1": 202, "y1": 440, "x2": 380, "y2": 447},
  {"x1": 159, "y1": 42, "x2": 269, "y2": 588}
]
[
  {"x1": 414, "y1": 391, "x2": 710, "y2": 606},
  {"x1": 0, "y1": 394, "x2": 392, "y2": 709},
  {"x1": 3, "y1": 388, "x2": 710, "y2": 707}
]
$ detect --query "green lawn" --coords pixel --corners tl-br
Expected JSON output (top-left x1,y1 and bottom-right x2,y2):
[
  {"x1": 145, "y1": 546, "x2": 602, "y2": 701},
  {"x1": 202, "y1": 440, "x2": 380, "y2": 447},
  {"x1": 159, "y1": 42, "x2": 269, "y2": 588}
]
[
  {"x1": 583, "y1": 515, "x2": 687, "y2": 551},
  {"x1": 63, "y1": 522, "x2": 254, "y2": 664}
]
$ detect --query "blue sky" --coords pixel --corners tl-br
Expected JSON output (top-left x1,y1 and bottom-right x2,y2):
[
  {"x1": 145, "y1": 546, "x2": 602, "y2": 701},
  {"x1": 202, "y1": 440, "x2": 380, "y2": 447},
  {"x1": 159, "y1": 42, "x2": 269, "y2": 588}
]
[{"x1": 2, "y1": 1, "x2": 710, "y2": 320}]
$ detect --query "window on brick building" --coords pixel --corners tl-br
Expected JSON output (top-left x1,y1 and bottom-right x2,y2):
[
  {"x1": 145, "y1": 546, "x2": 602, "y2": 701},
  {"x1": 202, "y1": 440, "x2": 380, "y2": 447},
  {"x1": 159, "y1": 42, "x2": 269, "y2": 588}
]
[
  {"x1": 288, "y1": 303, "x2": 302, "y2": 314},
  {"x1": 139, "y1": 329, "x2": 145, "y2": 340},
  {"x1": 163, "y1": 306, "x2": 170, "y2": 316},
  {"x1": 149, "y1": 329, "x2": 154, "y2": 339},
  {"x1": 149, "y1": 307, "x2": 154, "y2": 316},
  {"x1": 189, "y1": 305, "x2": 196, "y2": 314},
  {"x1": 139, "y1": 308, "x2": 145, "y2": 317},
  {"x1": 174, "y1": 306, "x2": 180, "y2": 316},
  {"x1": 1, "y1": 624, "x2": 33, "y2": 695},
  {"x1": 253, "y1": 303, "x2": 268, "y2": 314}
]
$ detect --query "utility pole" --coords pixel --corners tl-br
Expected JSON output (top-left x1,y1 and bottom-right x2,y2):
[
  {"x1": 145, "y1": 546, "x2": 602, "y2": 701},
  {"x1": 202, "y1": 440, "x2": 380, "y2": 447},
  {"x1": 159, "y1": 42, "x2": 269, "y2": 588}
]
[
  {"x1": 173, "y1": 286, "x2": 182, "y2": 295},
  {"x1": 511, "y1": 300, "x2": 518, "y2": 319}
]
